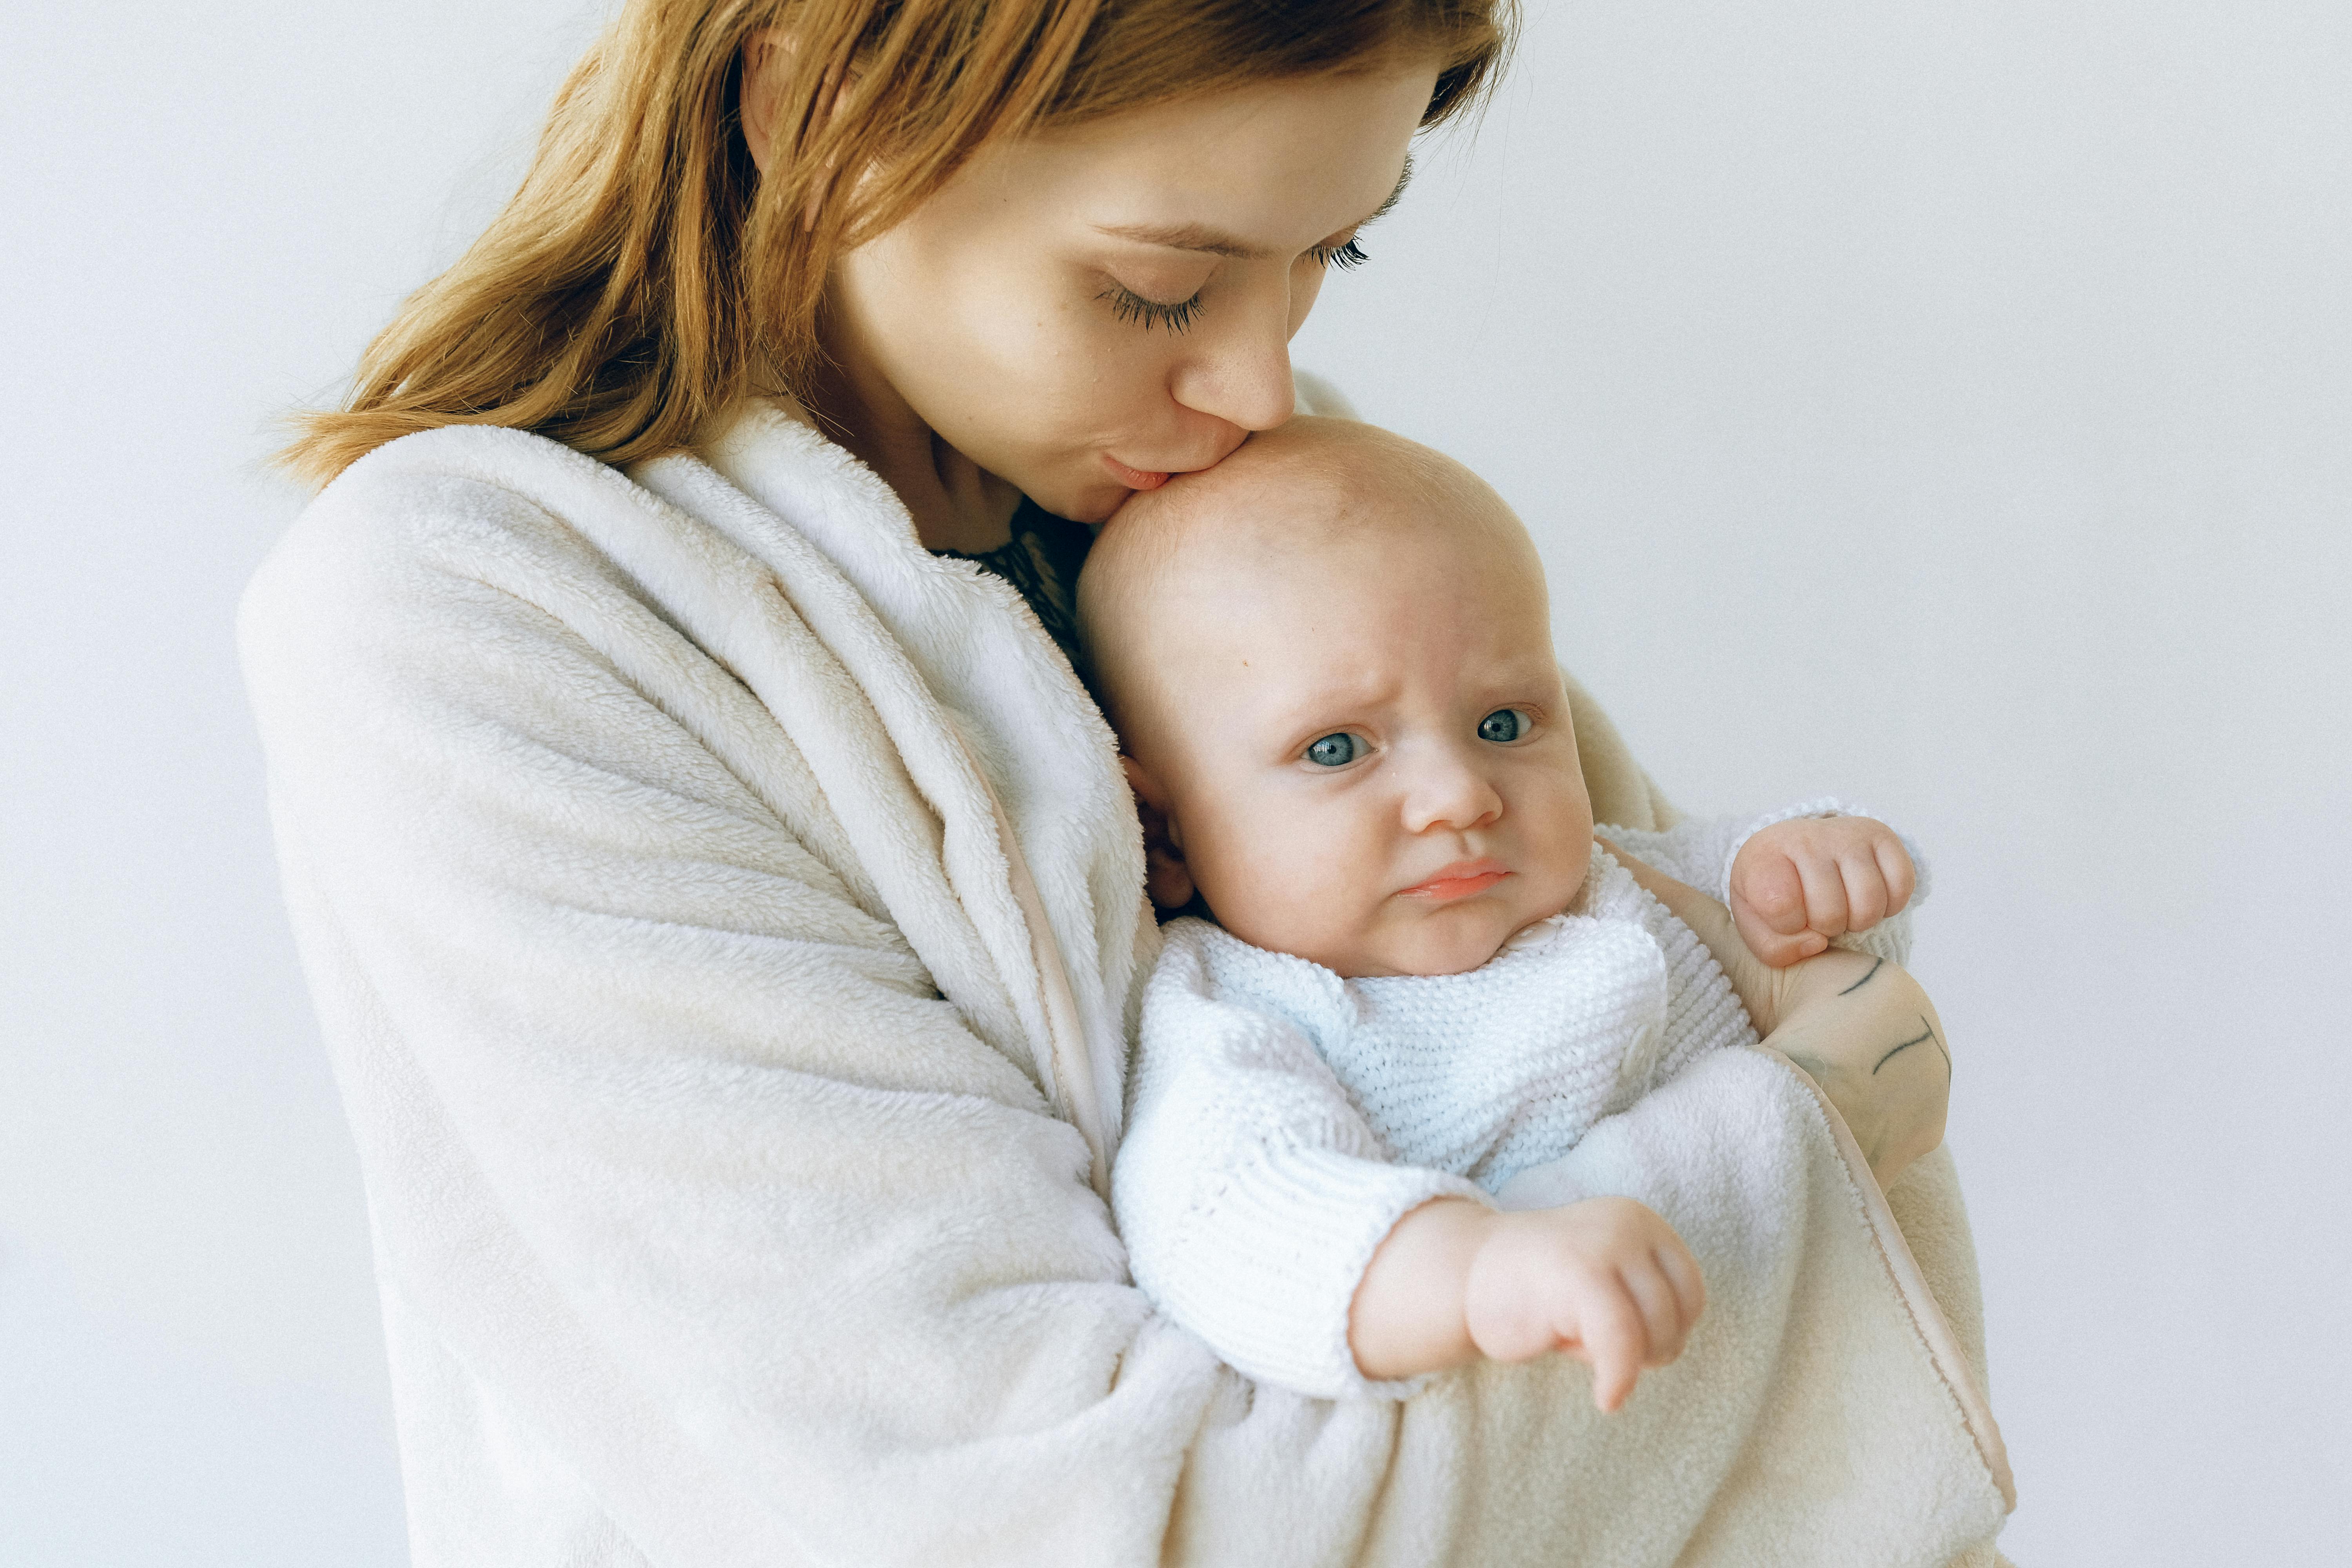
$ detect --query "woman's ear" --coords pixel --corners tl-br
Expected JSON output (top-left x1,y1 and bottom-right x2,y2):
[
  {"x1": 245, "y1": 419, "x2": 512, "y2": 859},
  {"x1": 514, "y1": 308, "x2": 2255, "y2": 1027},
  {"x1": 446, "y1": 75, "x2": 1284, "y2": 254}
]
[
  {"x1": 740, "y1": 30, "x2": 789, "y2": 175},
  {"x1": 1120, "y1": 756, "x2": 1197, "y2": 911},
  {"x1": 740, "y1": 29, "x2": 857, "y2": 223}
]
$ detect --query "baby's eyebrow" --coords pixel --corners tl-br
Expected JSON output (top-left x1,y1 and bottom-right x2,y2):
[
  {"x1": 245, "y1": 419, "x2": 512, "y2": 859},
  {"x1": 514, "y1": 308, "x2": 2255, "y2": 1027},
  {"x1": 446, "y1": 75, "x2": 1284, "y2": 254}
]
[
  {"x1": 1090, "y1": 155, "x2": 1416, "y2": 262},
  {"x1": 1272, "y1": 677, "x2": 1405, "y2": 731}
]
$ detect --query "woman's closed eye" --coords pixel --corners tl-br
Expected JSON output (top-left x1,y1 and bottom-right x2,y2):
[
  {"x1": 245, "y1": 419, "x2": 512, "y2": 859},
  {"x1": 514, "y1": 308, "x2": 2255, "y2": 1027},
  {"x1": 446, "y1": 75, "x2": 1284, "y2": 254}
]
[
  {"x1": 1304, "y1": 732, "x2": 1367, "y2": 768},
  {"x1": 1102, "y1": 239, "x2": 1369, "y2": 334},
  {"x1": 1098, "y1": 281, "x2": 1203, "y2": 334},
  {"x1": 1477, "y1": 709, "x2": 1534, "y2": 744},
  {"x1": 1306, "y1": 237, "x2": 1370, "y2": 271}
]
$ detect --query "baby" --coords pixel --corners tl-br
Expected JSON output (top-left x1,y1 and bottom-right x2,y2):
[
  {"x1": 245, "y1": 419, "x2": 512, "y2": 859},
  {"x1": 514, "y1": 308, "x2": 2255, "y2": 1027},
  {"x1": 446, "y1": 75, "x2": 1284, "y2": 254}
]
[{"x1": 1084, "y1": 419, "x2": 1952, "y2": 1411}]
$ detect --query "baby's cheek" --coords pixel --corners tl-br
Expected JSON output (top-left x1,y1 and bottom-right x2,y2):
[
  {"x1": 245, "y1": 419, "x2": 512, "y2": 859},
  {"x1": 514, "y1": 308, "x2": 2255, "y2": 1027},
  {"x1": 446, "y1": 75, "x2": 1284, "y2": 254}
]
[
  {"x1": 1546, "y1": 858, "x2": 1593, "y2": 920},
  {"x1": 1192, "y1": 829, "x2": 1378, "y2": 963},
  {"x1": 1535, "y1": 822, "x2": 1595, "y2": 913}
]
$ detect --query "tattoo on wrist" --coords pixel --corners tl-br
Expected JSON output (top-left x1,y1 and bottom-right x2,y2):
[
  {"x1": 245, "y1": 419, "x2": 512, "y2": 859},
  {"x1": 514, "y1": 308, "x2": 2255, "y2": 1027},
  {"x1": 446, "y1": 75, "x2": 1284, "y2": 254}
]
[
  {"x1": 1837, "y1": 957, "x2": 1884, "y2": 996},
  {"x1": 1872, "y1": 1014, "x2": 1949, "y2": 1077}
]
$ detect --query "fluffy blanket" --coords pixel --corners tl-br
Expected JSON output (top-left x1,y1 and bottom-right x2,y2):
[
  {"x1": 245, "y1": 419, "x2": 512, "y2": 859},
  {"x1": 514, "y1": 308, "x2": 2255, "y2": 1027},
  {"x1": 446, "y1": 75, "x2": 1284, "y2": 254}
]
[{"x1": 240, "y1": 390, "x2": 2011, "y2": 1564}]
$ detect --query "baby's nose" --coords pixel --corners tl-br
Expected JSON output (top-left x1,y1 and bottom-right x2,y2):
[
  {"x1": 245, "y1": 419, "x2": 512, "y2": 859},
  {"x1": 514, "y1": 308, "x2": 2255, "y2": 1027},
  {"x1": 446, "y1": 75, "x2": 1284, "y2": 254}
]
[{"x1": 1401, "y1": 751, "x2": 1504, "y2": 834}]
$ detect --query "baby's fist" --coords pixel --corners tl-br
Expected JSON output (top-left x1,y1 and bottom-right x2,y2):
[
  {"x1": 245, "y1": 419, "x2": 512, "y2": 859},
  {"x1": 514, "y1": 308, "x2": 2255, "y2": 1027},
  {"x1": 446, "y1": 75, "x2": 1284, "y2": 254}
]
[
  {"x1": 1462, "y1": 1197, "x2": 1705, "y2": 1413},
  {"x1": 1729, "y1": 815, "x2": 1915, "y2": 967}
]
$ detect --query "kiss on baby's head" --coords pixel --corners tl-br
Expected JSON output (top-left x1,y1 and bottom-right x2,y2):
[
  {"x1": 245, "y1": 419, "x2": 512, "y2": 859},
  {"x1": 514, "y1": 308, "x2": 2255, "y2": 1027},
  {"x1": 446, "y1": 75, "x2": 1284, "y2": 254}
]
[{"x1": 1076, "y1": 419, "x2": 1595, "y2": 981}]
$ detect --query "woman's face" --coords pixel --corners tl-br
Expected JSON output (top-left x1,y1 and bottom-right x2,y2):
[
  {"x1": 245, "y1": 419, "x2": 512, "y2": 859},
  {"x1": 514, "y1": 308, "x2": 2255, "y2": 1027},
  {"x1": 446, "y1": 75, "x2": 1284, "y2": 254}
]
[{"x1": 822, "y1": 64, "x2": 1440, "y2": 524}]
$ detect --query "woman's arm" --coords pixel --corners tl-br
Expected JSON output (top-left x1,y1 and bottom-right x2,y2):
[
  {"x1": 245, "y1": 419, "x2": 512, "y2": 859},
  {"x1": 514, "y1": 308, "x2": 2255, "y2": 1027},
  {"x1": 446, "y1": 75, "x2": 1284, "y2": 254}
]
[
  {"x1": 1606, "y1": 848, "x2": 1951, "y2": 1187},
  {"x1": 243, "y1": 469, "x2": 1297, "y2": 1564}
]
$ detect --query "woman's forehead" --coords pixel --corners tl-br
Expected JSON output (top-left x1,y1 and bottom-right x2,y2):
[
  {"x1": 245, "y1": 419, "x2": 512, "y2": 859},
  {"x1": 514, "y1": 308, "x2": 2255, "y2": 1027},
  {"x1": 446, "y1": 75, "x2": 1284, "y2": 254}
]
[{"x1": 994, "y1": 66, "x2": 1436, "y2": 247}]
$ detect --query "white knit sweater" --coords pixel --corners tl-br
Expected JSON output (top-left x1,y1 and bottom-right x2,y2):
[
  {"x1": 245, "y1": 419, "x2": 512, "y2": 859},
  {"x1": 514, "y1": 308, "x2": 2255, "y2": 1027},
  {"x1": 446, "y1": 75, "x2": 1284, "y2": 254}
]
[{"x1": 1115, "y1": 808, "x2": 1922, "y2": 1401}]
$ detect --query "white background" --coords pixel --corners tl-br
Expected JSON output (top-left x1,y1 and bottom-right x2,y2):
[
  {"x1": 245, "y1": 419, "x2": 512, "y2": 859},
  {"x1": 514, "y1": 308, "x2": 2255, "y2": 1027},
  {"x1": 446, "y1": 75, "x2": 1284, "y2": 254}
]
[{"x1": 3, "y1": 0, "x2": 2345, "y2": 1561}]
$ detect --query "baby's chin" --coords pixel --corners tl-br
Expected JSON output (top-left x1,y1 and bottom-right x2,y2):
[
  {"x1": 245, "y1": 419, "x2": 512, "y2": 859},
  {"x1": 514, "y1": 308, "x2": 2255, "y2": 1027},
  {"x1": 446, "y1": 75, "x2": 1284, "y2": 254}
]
[
  {"x1": 1323, "y1": 875, "x2": 1590, "y2": 978},
  {"x1": 1323, "y1": 910, "x2": 1528, "y2": 980},
  {"x1": 1216, "y1": 869, "x2": 1587, "y2": 979}
]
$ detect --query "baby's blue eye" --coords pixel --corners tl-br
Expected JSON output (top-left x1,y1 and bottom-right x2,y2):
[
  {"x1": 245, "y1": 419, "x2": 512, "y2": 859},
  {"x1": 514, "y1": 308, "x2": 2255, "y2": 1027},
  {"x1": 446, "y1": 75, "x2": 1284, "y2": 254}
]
[
  {"x1": 1305, "y1": 733, "x2": 1362, "y2": 767},
  {"x1": 1478, "y1": 709, "x2": 1531, "y2": 744}
]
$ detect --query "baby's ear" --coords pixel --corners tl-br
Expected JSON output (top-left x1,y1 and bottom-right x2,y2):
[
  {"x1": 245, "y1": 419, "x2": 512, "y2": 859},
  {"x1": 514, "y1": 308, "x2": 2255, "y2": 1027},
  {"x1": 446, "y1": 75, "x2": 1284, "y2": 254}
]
[{"x1": 1120, "y1": 756, "x2": 1196, "y2": 911}]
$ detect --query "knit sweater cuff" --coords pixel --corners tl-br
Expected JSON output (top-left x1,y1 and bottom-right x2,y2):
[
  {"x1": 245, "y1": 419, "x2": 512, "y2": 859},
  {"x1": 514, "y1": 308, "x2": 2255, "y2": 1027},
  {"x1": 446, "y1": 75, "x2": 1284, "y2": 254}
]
[{"x1": 1160, "y1": 1143, "x2": 1488, "y2": 1402}]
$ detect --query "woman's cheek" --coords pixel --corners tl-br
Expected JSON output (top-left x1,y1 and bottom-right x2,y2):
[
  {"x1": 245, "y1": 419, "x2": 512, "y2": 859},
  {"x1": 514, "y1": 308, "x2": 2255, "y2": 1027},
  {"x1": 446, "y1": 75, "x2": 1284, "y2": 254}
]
[
  {"x1": 1023, "y1": 307, "x2": 1154, "y2": 425},
  {"x1": 1287, "y1": 266, "x2": 1326, "y2": 338}
]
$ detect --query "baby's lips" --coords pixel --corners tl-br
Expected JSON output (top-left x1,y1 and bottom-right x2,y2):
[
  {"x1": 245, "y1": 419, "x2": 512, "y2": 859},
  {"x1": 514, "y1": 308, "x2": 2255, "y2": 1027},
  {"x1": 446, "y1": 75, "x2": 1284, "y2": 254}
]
[{"x1": 1397, "y1": 860, "x2": 1511, "y2": 902}]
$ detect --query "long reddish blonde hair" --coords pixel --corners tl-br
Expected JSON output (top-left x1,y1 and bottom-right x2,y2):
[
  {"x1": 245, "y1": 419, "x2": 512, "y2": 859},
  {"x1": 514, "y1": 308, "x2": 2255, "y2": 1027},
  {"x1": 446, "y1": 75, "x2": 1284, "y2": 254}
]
[{"x1": 279, "y1": 0, "x2": 1514, "y2": 487}]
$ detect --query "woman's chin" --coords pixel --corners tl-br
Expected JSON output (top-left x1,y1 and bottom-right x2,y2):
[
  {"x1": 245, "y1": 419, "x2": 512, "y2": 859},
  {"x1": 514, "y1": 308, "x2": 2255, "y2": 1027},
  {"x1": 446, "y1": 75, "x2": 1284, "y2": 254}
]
[
  {"x1": 1068, "y1": 481, "x2": 1145, "y2": 527},
  {"x1": 1005, "y1": 467, "x2": 1127, "y2": 526}
]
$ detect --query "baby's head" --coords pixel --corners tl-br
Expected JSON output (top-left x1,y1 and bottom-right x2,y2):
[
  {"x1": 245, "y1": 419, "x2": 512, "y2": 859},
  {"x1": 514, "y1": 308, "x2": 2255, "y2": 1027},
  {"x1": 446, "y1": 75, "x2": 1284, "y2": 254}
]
[{"x1": 1078, "y1": 418, "x2": 1594, "y2": 979}]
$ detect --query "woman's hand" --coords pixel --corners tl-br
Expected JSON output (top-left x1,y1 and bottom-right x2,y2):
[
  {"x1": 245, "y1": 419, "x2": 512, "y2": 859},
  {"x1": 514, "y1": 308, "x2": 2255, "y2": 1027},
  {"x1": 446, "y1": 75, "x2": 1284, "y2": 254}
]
[
  {"x1": 1604, "y1": 840, "x2": 1952, "y2": 1190},
  {"x1": 1766, "y1": 951, "x2": 1953, "y2": 1187}
]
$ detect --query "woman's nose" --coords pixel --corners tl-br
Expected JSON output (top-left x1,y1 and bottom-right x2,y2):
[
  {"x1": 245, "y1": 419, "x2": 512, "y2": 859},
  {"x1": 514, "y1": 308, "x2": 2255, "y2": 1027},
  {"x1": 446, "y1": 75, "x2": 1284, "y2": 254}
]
[
  {"x1": 1400, "y1": 749, "x2": 1504, "y2": 836},
  {"x1": 1169, "y1": 291, "x2": 1297, "y2": 434}
]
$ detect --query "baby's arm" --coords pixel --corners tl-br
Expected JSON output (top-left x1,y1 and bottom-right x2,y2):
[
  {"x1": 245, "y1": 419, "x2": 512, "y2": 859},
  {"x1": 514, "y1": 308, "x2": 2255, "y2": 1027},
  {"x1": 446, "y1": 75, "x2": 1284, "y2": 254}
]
[
  {"x1": 1348, "y1": 1192, "x2": 1705, "y2": 1410},
  {"x1": 1118, "y1": 924, "x2": 1708, "y2": 1409},
  {"x1": 1606, "y1": 844, "x2": 1951, "y2": 1187}
]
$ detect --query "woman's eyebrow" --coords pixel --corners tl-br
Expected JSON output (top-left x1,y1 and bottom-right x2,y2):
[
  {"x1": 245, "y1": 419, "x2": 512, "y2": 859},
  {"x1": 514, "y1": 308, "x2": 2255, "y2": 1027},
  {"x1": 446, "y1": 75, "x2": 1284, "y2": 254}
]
[
  {"x1": 1093, "y1": 221, "x2": 1273, "y2": 260},
  {"x1": 1092, "y1": 155, "x2": 1417, "y2": 260}
]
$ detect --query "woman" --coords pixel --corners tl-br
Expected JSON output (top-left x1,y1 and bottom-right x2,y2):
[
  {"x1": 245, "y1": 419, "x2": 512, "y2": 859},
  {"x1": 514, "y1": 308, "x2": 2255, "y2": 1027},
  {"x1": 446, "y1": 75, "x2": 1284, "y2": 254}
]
[{"x1": 248, "y1": 1, "x2": 2009, "y2": 1561}]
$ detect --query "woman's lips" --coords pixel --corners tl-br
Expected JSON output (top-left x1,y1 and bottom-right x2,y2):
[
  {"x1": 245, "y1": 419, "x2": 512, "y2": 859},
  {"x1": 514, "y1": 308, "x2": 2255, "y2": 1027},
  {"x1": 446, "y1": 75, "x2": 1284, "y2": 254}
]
[
  {"x1": 1400, "y1": 859, "x2": 1511, "y2": 902},
  {"x1": 1103, "y1": 454, "x2": 1171, "y2": 491}
]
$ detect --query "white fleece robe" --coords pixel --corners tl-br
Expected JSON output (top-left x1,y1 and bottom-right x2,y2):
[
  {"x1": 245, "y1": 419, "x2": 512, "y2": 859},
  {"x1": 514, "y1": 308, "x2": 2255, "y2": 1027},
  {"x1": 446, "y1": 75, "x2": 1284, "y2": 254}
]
[{"x1": 240, "y1": 392, "x2": 2013, "y2": 1566}]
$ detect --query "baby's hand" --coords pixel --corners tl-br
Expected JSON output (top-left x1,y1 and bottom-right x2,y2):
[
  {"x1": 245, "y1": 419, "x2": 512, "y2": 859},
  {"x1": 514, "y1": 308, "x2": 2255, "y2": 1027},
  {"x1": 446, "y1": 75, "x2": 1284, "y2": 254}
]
[
  {"x1": 1729, "y1": 815, "x2": 1916, "y2": 967},
  {"x1": 1462, "y1": 1197, "x2": 1705, "y2": 1412}
]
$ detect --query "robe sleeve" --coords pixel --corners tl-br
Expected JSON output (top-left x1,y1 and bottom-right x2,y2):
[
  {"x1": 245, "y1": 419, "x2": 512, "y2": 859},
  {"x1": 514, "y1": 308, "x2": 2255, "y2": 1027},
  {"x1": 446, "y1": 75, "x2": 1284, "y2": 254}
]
[{"x1": 238, "y1": 466, "x2": 1420, "y2": 1566}]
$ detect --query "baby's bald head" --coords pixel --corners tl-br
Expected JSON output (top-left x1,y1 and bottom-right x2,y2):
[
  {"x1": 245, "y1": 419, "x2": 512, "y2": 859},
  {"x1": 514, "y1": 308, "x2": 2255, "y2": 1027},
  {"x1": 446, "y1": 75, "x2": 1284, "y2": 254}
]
[
  {"x1": 1074, "y1": 419, "x2": 1587, "y2": 978},
  {"x1": 1076, "y1": 417, "x2": 1546, "y2": 759}
]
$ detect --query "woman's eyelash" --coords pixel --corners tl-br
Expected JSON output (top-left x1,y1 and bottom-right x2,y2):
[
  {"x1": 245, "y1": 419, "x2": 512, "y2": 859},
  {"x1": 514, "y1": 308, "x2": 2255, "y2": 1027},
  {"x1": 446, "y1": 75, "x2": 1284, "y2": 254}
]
[
  {"x1": 1099, "y1": 285, "x2": 1202, "y2": 334},
  {"x1": 1310, "y1": 238, "x2": 1370, "y2": 271},
  {"x1": 1101, "y1": 240, "x2": 1366, "y2": 332}
]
